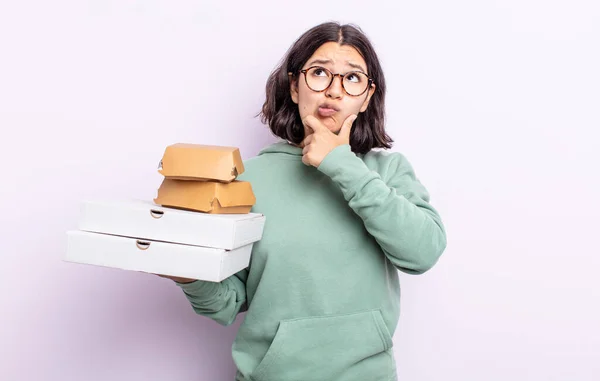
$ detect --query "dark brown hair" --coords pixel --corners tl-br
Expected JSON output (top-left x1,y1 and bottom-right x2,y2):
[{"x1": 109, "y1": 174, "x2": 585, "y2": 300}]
[{"x1": 259, "y1": 22, "x2": 393, "y2": 154}]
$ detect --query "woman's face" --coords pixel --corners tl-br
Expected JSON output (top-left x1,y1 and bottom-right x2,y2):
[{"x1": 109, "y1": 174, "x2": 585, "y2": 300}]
[{"x1": 290, "y1": 42, "x2": 376, "y2": 136}]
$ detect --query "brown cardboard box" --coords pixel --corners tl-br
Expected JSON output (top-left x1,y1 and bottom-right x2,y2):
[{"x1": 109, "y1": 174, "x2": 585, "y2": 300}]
[
  {"x1": 158, "y1": 143, "x2": 245, "y2": 182},
  {"x1": 154, "y1": 179, "x2": 256, "y2": 214}
]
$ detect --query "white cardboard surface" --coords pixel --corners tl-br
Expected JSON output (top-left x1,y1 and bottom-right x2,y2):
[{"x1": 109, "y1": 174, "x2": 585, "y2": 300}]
[
  {"x1": 77, "y1": 200, "x2": 265, "y2": 250},
  {"x1": 65, "y1": 230, "x2": 252, "y2": 282}
]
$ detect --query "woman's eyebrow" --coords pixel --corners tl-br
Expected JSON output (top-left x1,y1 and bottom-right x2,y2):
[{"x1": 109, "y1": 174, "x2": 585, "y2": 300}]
[
  {"x1": 307, "y1": 59, "x2": 367, "y2": 73},
  {"x1": 346, "y1": 62, "x2": 367, "y2": 73}
]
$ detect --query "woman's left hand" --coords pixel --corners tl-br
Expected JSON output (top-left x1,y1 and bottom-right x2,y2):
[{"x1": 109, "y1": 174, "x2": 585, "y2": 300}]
[{"x1": 300, "y1": 114, "x2": 357, "y2": 167}]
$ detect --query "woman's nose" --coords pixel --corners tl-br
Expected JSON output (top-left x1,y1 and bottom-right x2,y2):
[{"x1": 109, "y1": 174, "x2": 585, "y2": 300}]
[{"x1": 325, "y1": 75, "x2": 344, "y2": 98}]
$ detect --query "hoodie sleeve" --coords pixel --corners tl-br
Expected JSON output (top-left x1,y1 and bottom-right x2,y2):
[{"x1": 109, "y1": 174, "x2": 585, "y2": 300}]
[
  {"x1": 175, "y1": 268, "x2": 248, "y2": 326},
  {"x1": 317, "y1": 144, "x2": 447, "y2": 274}
]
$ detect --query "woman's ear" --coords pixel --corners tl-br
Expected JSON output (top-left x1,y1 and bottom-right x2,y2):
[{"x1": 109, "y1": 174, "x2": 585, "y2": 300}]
[
  {"x1": 359, "y1": 83, "x2": 376, "y2": 112},
  {"x1": 289, "y1": 73, "x2": 299, "y2": 104}
]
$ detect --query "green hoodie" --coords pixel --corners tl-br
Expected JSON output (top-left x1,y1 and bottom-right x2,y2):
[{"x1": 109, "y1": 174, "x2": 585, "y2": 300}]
[{"x1": 176, "y1": 141, "x2": 447, "y2": 381}]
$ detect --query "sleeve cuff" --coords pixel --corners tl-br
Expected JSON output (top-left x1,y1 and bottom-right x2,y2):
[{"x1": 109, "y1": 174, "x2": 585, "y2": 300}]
[
  {"x1": 317, "y1": 144, "x2": 354, "y2": 176},
  {"x1": 176, "y1": 279, "x2": 222, "y2": 299}
]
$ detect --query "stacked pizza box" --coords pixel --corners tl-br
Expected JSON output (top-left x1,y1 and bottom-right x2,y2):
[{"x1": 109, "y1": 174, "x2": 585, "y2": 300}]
[{"x1": 65, "y1": 144, "x2": 265, "y2": 282}]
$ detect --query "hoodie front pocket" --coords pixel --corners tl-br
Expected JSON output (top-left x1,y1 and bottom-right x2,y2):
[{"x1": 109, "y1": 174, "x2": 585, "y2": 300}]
[{"x1": 250, "y1": 309, "x2": 394, "y2": 381}]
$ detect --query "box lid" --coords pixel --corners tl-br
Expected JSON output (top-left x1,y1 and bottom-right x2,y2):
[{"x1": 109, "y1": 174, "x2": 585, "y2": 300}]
[
  {"x1": 158, "y1": 143, "x2": 245, "y2": 182},
  {"x1": 77, "y1": 199, "x2": 265, "y2": 250}
]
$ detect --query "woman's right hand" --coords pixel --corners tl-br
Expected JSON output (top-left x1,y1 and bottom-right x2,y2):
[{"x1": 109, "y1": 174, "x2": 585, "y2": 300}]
[{"x1": 155, "y1": 273, "x2": 197, "y2": 284}]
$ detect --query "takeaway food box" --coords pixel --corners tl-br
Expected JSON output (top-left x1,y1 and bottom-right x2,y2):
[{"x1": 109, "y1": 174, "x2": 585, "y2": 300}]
[{"x1": 65, "y1": 144, "x2": 265, "y2": 282}]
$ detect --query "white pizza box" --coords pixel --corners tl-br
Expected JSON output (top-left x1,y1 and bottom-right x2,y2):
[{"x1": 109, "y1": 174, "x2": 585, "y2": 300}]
[
  {"x1": 77, "y1": 200, "x2": 265, "y2": 250},
  {"x1": 65, "y1": 230, "x2": 253, "y2": 282}
]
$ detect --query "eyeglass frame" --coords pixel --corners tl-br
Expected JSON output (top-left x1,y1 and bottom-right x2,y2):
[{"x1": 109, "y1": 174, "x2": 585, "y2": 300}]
[{"x1": 288, "y1": 66, "x2": 374, "y2": 97}]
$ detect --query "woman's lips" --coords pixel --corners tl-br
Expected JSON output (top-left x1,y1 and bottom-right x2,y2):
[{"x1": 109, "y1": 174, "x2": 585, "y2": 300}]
[{"x1": 318, "y1": 107, "x2": 338, "y2": 117}]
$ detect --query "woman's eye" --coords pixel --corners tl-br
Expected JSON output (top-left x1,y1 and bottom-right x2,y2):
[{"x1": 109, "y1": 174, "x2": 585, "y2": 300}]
[
  {"x1": 313, "y1": 68, "x2": 328, "y2": 77},
  {"x1": 347, "y1": 73, "x2": 361, "y2": 83}
]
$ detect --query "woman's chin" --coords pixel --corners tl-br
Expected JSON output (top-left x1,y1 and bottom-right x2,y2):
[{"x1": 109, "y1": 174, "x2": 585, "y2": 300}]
[
  {"x1": 329, "y1": 125, "x2": 342, "y2": 134},
  {"x1": 321, "y1": 118, "x2": 340, "y2": 133}
]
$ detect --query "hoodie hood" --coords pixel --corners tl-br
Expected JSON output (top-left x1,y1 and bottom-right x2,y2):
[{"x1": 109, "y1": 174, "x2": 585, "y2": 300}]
[{"x1": 258, "y1": 141, "x2": 303, "y2": 157}]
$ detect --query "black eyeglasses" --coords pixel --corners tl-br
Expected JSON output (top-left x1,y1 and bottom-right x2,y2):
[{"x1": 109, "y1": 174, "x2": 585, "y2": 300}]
[{"x1": 289, "y1": 66, "x2": 374, "y2": 97}]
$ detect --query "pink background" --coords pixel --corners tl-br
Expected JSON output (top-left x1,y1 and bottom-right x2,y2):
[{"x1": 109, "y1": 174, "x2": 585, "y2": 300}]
[{"x1": 1, "y1": 1, "x2": 599, "y2": 380}]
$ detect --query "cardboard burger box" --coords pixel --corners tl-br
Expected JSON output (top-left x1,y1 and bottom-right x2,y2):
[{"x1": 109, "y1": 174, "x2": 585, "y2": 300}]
[
  {"x1": 64, "y1": 144, "x2": 265, "y2": 282},
  {"x1": 154, "y1": 180, "x2": 256, "y2": 214},
  {"x1": 154, "y1": 144, "x2": 256, "y2": 214},
  {"x1": 158, "y1": 143, "x2": 244, "y2": 182}
]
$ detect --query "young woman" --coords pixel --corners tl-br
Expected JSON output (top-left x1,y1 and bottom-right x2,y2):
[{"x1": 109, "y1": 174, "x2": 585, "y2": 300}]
[{"x1": 163, "y1": 22, "x2": 447, "y2": 381}]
